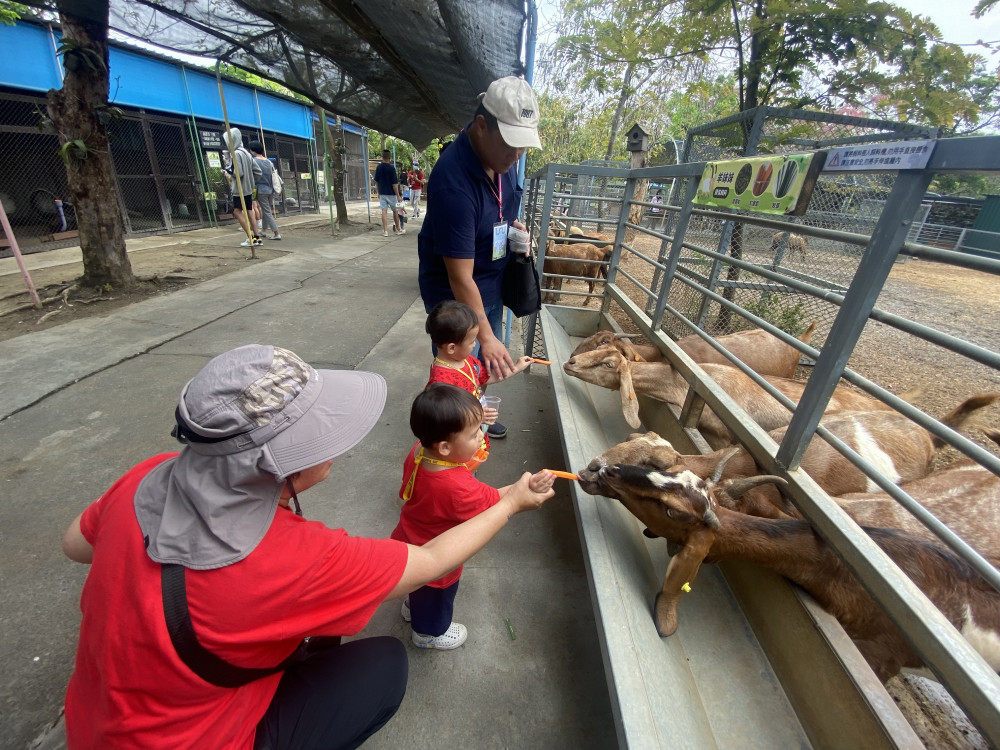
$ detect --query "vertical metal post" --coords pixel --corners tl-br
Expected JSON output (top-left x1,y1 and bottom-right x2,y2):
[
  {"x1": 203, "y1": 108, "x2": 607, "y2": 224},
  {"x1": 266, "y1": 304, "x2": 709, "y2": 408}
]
[
  {"x1": 215, "y1": 62, "x2": 255, "y2": 254},
  {"x1": 525, "y1": 163, "x2": 557, "y2": 354},
  {"x1": 776, "y1": 169, "x2": 934, "y2": 470},
  {"x1": 362, "y1": 129, "x2": 372, "y2": 223},
  {"x1": 649, "y1": 177, "x2": 702, "y2": 331},
  {"x1": 0, "y1": 201, "x2": 41, "y2": 308}
]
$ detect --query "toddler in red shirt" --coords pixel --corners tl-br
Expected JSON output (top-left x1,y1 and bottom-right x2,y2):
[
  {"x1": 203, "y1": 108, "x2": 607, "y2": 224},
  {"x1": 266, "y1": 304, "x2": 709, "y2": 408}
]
[
  {"x1": 426, "y1": 300, "x2": 532, "y2": 445},
  {"x1": 391, "y1": 384, "x2": 554, "y2": 649}
]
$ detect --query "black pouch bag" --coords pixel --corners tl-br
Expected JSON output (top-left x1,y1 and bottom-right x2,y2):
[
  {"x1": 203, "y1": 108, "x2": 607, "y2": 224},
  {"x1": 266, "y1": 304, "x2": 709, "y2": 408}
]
[{"x1": 501, "y1": 252, "x2": 541, "y2": 317}]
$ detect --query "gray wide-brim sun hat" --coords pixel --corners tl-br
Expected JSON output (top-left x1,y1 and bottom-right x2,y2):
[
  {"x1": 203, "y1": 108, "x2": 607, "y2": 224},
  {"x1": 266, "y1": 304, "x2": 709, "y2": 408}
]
[{"x1": 134, "y1": 344, "x2": 387, "y2": 569}]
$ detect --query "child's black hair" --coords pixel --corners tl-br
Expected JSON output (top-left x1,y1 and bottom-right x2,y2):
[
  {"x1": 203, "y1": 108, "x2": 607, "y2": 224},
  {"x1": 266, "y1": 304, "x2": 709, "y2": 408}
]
[
  {"x1": 411, "y1": 383, "x2": 483, "y2": 448},
  {"x1": 425, "y1": 300, "x2": 478, "y2": 348}
]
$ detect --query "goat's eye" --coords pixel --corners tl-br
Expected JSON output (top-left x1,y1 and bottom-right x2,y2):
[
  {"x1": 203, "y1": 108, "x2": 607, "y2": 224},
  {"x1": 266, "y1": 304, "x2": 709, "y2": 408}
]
[
  {"x1": 665, "y1": 509, "x2": 675, "y2": 518},
  {"x1": 604, "y1": 361, "x2": 614, "y2": 368}
]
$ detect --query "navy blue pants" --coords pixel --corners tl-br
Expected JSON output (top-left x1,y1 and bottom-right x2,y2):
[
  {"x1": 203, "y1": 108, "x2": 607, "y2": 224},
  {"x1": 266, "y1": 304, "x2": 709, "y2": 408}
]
[
  {"x1": 254, "y1": 636, "x2": 407, "y2": 750},
  {"x1": 409, "y1": 581, "x2": 460, "y2": 636}
]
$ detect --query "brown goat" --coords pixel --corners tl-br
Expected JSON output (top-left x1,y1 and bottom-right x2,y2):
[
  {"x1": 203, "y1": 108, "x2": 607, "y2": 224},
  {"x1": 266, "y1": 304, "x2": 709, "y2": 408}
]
[
  {"x1": 563, "y1": 346, "x2": 889, "y2": 444},
  {"x1": 836, "y1": 459, "x2": 1000, "y2": 567},
  {"x1": 576, "y1": 463, "x2": 1000, "y2": 681},
  {"x1": 584, "y1": 395, "x2": 999, "y2": 518},
  {"x1": 542, "y1": 240, "x2": 612, "y2": 306},
  {"x1": 570, "y1": 323, "x2": 816, "y2": 379},
  {"x1": 770, "y1": 231, "x2": 807, "y2": 258}
]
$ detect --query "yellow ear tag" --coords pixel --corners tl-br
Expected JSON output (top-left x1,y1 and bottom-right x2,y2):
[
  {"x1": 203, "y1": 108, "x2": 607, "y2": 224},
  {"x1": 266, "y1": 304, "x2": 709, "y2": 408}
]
[{"x1": 681, "y1": 582, "x2": 692, "y2": 593}]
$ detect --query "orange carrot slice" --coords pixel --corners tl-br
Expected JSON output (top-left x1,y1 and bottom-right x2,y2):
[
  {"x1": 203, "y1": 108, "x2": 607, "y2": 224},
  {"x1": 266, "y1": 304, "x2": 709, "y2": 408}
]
[
  {"x1": 530, "y1": 358, "x2": 551, "y2": 365},
  {"x1": 546, "y1": 470, "x2": 579, "y2": 480}
]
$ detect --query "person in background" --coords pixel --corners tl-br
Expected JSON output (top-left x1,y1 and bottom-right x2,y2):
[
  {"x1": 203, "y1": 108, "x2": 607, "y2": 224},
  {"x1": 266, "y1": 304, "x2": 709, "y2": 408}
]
[
  {"x1": 648, "y1": 189, "x2": 664, "y2": 231},
  {"x1": 249, "y1": 141, "x2": 281, "y2": 241},
  {"x1": 222, "y1": 128, "x2": 262, "y2": 248},
  {"x1": 407, "y1": 161, "x2": 425, "y2": 218},
  {"x1": 391, "y1": 384, "x2": 555, "y2": 649},
  {"x1": 374, "y1": 150, "x2": 404, "y2": 237},
  {"x1": 60, "y1": 344, "x2": 555, "y2": 750},
  {"x1": 416, "y1": 76, "x2": 542, "y2": 440}
]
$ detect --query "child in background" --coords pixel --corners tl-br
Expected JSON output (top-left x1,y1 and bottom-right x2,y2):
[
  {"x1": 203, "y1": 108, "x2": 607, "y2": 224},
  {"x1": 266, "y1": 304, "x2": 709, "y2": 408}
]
[
  {"x1": 426, "y1": 300, "x2": 533, "y2": 441},
  {"x1": 391, "y1": 384, "x2": 555, "y2": 649}
]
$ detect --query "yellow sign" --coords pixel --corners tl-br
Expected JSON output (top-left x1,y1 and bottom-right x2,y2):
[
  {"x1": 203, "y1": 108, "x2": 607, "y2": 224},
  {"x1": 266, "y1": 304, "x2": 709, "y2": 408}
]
[{"x1": 693, "y1": 152, "x2": 826, "y2": 216}]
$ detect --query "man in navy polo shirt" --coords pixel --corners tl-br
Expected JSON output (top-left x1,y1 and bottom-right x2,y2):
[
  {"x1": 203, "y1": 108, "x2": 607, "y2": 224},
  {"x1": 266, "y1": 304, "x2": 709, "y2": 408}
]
[
  {"x1": 375, "y1": 150, "x2": 404, "y2": 237},
  {"x1": 417, "y1": 76, "x2": 541, "y2": 439}
]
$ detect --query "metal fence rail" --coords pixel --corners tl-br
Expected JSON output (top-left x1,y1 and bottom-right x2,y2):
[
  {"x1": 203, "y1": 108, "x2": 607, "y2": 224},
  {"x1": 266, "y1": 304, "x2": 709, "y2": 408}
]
[{"x1": 524, "y1": 131, "x2": 1000, "y2": 744}]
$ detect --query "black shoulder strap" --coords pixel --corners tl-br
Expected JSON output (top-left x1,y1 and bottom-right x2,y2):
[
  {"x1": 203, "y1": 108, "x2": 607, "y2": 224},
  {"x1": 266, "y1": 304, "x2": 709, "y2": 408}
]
[{"x1": 161, "y1": 564, "x2": 311, "y2": 688}]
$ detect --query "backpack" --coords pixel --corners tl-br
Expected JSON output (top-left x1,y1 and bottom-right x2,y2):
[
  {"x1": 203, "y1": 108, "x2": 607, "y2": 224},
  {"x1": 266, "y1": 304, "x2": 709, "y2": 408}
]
[{"x1": 271, "y1": 167, "x2": 283, "y2": 194}]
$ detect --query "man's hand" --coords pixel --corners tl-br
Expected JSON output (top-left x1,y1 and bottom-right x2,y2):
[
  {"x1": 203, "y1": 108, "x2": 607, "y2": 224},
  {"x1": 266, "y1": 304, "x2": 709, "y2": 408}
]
[{"x1": 479, "y1": 335, "x2": 515, "y2": 380}]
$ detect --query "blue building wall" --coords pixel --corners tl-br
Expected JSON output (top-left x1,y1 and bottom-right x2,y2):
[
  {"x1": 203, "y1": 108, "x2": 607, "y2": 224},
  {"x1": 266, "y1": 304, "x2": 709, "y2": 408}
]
[{"x1": 0, "y1": 21, "x2": 312, "y2": 140}]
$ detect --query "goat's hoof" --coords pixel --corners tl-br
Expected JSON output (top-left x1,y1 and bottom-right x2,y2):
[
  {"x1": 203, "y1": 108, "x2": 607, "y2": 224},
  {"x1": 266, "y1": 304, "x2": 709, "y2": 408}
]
[{"x1": 654, "y1": 593, "x2": 679, "y2": 637}]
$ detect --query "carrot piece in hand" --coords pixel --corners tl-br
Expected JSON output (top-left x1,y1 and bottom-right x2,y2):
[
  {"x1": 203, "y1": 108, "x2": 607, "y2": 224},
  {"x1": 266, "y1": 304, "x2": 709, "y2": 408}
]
[{"x1": 546, "y1": 470, "x2": 579, "y2": 480}]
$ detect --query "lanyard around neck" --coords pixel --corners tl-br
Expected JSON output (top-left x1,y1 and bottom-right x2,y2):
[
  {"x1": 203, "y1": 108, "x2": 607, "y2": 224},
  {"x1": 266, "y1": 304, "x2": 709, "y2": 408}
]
[
  {"x1": 486, "y1": 173, "x2": 503, "y2": 220},
  {"x1": 402, "y1": 446, "x2": 466, "y2": 501},
  {"x1": 434, "y1": 357, "x2": 481, "y2": 397}
]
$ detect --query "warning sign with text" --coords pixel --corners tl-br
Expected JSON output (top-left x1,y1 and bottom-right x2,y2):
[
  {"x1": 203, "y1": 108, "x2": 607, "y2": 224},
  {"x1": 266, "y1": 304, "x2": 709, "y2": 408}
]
[{"x1": 822, "y1": 140, "x2": 936, "y2": 172}]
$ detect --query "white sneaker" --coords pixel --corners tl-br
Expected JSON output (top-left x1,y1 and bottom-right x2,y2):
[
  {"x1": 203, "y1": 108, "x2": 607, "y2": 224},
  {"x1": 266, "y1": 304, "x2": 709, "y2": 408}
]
[
  {"x1": 401, "y1": 598, "x2": 411, "y2": 622},
  {"x1": 412, "y1": 622, "x2": 467, "y2": 650},
  {"x1": 396, "y1": 228, "x2": 406, "y2": 235},
  {"x1": 240, "y1": 238, "x2": 253, "y2": 247}
]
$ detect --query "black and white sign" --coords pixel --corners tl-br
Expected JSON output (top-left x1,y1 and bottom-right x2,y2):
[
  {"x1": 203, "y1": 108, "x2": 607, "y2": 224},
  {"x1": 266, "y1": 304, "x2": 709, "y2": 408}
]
[
  {"x1": 823, "y1": 139, "x2": 936, "y2": 172},
  {"x1": 199, "y1": 130, "x2": 223, "y2": 149}
]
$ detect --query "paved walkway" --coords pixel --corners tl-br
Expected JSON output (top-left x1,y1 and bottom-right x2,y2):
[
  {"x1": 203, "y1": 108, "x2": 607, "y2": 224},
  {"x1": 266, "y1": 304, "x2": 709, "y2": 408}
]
[{"x1": 2, "y1": 205, "x2": 616, "y2": 750}]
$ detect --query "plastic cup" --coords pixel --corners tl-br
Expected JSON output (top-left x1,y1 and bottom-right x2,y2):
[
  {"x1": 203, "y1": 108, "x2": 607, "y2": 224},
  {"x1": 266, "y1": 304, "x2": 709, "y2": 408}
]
[
  {"x1": 482, "y1": 395, "x2": 501, "y2": 422},
  {"x1": 507, "y1": 226, "x2": 530, "y2": 255}
]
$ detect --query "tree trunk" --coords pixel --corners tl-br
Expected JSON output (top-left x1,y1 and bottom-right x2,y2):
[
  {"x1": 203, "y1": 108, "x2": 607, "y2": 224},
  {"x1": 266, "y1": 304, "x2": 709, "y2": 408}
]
[
  {"x1": 333, "y1": 118, "x2": 350, "y2": 224},
  {"x1": 46, "y1": 0, "x2": 133, "y2": 289},
  {"x1": 316, "y1": 108, "x2": 350, "y2": 226},
  {"x1": 598, "y1": 62, "x2": 635, "y2": 220},
  {"x1": 718, "y1": 0, "x2": 766, "y2": 331},
  {"x1": 625, "y1": 148, "x2": 648, "y2": 245}
]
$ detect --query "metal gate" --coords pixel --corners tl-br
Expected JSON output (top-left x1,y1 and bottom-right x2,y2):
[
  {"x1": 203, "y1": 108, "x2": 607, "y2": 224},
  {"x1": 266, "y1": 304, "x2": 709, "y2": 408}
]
[{"x1": 523, "y1": 124, "x2": 1000, "y2": 745}]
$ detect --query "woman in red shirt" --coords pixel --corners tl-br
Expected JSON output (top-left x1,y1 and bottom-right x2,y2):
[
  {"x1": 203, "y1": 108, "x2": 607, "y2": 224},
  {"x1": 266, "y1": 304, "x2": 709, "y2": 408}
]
[{"x1": 61, "y1": 344, "x2": 555, "y2": 750}]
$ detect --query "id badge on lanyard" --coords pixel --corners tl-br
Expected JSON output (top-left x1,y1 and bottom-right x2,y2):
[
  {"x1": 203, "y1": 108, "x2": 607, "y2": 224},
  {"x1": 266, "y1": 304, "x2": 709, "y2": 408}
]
[
  {"x1": 492, "y1": 222, "x2": 508, "y2": 261},
  {"x1": 489, "y1": 173, "x2": 507, "y2": 261}
]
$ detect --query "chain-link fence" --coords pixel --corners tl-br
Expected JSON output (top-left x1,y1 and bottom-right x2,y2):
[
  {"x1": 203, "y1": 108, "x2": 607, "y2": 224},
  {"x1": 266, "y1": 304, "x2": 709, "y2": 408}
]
[
  {"x1": 0, "y1": 88, "x2": 319, "y2": 258},
  {"x1": 0, "y1": 91, "x2": 79, "y2": 254}
]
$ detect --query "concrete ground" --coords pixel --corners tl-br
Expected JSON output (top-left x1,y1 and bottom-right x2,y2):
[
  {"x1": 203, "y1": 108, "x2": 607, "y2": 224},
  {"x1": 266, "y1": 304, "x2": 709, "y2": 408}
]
[{"x1": 0, "y1": 204, "x2": 616, "y2": 749}]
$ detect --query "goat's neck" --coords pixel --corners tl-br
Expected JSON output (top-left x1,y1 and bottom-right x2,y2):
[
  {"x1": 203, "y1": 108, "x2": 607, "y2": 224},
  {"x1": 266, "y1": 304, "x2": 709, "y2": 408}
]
[
  {"x1": 708, "y1": 509, "x2": 834, "y2": 588},
  {"x1": 628, "y1": 362, "x2": 685, "y2": 401}
]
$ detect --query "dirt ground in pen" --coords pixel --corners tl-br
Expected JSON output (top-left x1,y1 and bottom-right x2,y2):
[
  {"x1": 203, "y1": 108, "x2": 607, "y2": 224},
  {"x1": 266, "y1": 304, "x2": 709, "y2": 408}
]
[{"x1": 551, "y1": 230, "x2": 1000, "y2": 462}]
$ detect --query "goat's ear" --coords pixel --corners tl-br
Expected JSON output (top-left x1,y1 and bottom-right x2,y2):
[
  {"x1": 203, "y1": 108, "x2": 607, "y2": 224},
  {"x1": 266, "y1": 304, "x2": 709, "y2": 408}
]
[
  {"x1": 617, "y1": 338, "x2": 644, "y2": 362},
  {"x1": 618, "y1": 360, "x2": 641, "y2": 428},
  {"x1": 654, "y1": 527, "x2": 715, "y2": 637}
]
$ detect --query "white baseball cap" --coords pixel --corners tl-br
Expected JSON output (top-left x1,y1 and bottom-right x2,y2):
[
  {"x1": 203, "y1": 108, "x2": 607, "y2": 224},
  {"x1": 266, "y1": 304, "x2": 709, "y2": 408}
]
[{"x1": 478, "y1": 76, "x2": 542, "y2": 149}]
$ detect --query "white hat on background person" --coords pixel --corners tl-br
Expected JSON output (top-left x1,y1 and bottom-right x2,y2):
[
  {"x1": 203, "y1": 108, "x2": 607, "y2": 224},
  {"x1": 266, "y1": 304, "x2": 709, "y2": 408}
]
[{"x1": 478, "y1": 76, "x2": 542, "y2": 150}]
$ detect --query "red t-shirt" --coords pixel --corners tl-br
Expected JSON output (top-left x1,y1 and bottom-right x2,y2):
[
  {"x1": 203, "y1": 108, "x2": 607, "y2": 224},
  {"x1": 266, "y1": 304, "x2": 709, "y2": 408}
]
[
  {"x1": 428, "y1": 356, "x2": 492, "y2": 450},
  {"x1": 391, "y1": 443, "x2": 500, "y2": 588},
  {"x1": 427, "y1": 356, "x2": 488, "y2": 396},
  {"x1": 65, "y1": 453, "x2": 408, "y2": 750},
  {"x1": 407, "y1": 170, "x2": 424, "y2": 190}
]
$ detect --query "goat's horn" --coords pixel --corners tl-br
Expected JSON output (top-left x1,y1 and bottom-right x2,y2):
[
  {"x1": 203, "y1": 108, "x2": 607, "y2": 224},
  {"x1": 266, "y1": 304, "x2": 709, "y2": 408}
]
[
  {"x1": 710, "y1": 446, "x2": 743, "y2": 483},
  {"x1": 717, "y1": 475, "x2": 788, "y2": 506}
]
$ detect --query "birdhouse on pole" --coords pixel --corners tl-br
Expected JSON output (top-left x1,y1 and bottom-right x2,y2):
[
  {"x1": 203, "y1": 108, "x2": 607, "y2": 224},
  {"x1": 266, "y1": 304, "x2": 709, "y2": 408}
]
[{"x1": 625, "y1": 123, "x2": 651, "y2": 153}]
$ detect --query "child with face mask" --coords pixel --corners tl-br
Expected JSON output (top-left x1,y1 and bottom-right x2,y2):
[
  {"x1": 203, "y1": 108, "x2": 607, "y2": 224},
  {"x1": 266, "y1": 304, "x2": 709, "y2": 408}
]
[{"x1": 391, "y1": 384, "x2": 554, "y2": 649}]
